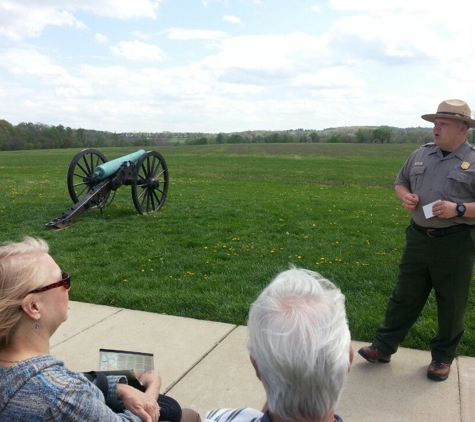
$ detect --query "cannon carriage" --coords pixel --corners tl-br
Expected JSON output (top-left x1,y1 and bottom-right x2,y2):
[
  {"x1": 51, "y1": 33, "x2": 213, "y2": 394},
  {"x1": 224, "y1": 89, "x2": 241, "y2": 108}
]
[{"x1": 46, "y1": 149, "x2": 169, "y2": 229}]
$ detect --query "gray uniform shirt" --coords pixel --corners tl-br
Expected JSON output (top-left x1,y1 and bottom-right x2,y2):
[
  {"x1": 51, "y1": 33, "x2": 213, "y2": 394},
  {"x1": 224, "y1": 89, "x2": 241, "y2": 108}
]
[{"x1": 395, "y1": 141, "x2": 475, "y2": 228}]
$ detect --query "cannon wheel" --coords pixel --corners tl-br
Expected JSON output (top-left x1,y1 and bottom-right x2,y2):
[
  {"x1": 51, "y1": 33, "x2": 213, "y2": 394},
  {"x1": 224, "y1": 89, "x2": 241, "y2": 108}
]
[
  {"x1": 67, "y1": 149, "x2": 110, "y2": 207},
  {"x1": 131, "y1": 151, "x2": 169, "y2": 214}
]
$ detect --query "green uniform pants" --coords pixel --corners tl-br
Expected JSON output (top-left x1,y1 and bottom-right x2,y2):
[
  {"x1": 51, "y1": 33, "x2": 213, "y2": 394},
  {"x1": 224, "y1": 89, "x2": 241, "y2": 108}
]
[{"x1": 373, "y1": 223, "x2": 475, "y2": 363}]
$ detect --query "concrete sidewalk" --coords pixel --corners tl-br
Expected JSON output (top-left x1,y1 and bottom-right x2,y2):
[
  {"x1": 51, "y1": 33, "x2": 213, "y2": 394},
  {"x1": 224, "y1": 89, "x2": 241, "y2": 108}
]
[{"x1": 51, "y1": 301, "x2": 475, "y2": 422}]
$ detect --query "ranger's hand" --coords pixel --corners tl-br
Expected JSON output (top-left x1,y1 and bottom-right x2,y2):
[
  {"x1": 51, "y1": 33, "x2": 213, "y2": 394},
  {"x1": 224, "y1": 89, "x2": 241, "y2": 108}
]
[
  {"x1": 402, "y1": 193, "x2": 419, "y2": 211},
  {"x1": 432, "y1": 201, "x2": 457, "y2": 219}
]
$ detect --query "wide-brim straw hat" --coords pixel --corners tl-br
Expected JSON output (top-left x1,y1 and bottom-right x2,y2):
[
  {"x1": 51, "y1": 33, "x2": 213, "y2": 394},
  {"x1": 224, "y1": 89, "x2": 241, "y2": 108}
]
[{"x1": 421, "y1": 99, "x2": 475, "y2": 128}]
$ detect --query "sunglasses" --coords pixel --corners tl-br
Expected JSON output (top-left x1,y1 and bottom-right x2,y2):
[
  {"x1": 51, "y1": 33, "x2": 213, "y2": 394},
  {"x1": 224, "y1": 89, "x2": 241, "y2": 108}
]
[{"x1": 27, "y1": 272, "x2": 71, "y2": 294}]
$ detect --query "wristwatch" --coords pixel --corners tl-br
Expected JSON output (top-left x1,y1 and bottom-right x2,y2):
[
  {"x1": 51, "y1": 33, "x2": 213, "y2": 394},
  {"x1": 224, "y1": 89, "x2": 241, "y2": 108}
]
[{"x1": 456, "y1": 203, "x2": 466, "y2": 217}]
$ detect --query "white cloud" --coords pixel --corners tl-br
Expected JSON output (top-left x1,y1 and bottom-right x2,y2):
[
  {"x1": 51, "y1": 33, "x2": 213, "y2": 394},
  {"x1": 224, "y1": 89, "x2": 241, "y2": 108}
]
[
  {"x1": 166, "y1": 28, "x2": 228, "y2": 40},
  {"x1": 79, "y1": 65, "x2": 152, "y2": 98},
  {"x1": 328, "y1": 13, "x2": 469, "y2": 64},
  {"x1": 70, "y1": 0, "x2": 161, "y2": 19},
  {"x1": 110, "y1": 41, "x2": 167, "y2": 62},
  {"x1": 0, "y1": 0, "x2": 162, "y2": 41},
  {"x1": 0, "y1": 48, "x2": 95, "y2": 106},
  {"x1": 131, "y1": 31, "x2": 151, "y2": 40},
  {"x1": 3, "y1": 0, "x2": 475, "y2": 132},
  {"x1": 223, "y1": 15, "x2": 244, "y2": 26},
  {"x1": 202, "y1": 32, "x2": 328, "y2": 72},
  {"x1": 0, "y1": 2, "x2": 86, "y2": 41},
  {"x1": 94, "y1": 33, "x2": 108, "y2": 44},
  {"x1": 329, "y1": 0, "x2": 475, "y2": 36},
  {"x1": 0, "y1": 48, "x2": 90, "y2": 89},
  {"x1": 329, "y1": 0, "x2": 434, "y2": 12},
  {"x1": 292, "y1": 68, "x2": 365, "y2": 90},
  {"x1": 24, "y1": 99, "x2": 37, "y2": 108}
]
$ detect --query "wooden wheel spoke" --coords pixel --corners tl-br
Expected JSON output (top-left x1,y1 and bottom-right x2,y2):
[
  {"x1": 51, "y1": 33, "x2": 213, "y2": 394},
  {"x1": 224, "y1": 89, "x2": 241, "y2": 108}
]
[
  {"x1": 68, "y1": 149, "x2": 109, "y2": 207},
  {"x1": 132, "y1": 151, "x2": 168, "y2": 215}
]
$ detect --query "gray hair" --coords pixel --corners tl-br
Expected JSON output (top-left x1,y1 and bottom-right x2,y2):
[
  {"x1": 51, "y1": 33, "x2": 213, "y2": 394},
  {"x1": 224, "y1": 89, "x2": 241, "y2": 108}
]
[
  {"x1": 247, "y1": 267, "x2": 351, "y2": 421},
  {"x1": 0, "y1": 237, "x2": 49, "y2": 348}
]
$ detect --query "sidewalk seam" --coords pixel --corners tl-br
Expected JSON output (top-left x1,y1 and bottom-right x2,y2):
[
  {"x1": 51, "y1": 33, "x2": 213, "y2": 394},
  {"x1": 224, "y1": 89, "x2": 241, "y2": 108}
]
[
  {"x1": 456, "y1": 357, "x2": 463, "y2": 422},
  {"x1": 163, "y1": 324, "x2": 240, "y2": 394},
  {"x1": 51, "y1": 309, "x2": 124, "y2": 348}
]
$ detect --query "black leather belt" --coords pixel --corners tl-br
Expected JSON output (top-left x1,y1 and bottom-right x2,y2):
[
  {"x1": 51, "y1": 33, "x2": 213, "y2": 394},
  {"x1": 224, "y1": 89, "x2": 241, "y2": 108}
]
[{"x1": 412, "y1": 221, "x2": 473, "y2": 238}]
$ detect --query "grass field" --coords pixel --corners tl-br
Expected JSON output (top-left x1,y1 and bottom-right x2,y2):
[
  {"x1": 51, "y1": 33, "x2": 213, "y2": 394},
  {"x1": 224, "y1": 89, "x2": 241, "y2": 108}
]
[{"x1": 1, "y1": 143, "x2": 474, "y2": 357}]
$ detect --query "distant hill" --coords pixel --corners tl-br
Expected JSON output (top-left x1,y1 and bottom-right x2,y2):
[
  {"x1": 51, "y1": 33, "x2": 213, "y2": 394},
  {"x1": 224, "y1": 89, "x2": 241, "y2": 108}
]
[{"x1": 0, "y1": 118, "x2": 438, "y2": 151}]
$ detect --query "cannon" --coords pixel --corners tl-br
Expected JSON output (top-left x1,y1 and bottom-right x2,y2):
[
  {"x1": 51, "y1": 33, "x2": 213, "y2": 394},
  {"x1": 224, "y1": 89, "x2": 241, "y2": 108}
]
[{"x1": 46, "y1": 149, "x2": 169, "y2": 229}]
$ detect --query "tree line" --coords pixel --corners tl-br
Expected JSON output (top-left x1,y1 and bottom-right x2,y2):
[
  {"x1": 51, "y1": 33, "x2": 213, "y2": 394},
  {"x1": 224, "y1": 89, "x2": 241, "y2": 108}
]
[{"x1": 0, "y1": 118, "x2": 439, "y2": 152}]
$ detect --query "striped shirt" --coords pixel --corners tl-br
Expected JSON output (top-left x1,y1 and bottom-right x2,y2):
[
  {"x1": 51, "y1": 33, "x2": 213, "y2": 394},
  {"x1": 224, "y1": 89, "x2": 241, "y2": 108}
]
[{"x1": 205, "y1": 408, "x2": 343, "y2": 422}]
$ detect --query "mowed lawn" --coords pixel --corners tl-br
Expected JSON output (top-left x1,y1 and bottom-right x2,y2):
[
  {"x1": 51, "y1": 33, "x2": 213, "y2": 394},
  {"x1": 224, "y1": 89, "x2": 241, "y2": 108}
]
[{"x1": 1, "y1": 143, "x2": 474, "y2": 357}]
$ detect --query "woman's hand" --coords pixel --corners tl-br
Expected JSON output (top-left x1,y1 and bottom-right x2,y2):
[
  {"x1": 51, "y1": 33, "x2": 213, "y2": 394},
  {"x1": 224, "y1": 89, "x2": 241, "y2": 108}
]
[
  {"x1": 137, "y1": 370, "x2": 161, "y2": 395},
  {"x1": 117, "y1": 383, "x2": 160, "y2": 422},
  {"x1": 137, "y1": 370, "x2": 162, "y2": 402}
]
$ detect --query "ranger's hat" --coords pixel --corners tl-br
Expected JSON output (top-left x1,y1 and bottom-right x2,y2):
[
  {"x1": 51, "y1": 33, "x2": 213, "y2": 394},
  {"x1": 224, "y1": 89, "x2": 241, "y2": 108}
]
[{"x1": 421, "y1": 99, "x2": 475, "y2": 128}]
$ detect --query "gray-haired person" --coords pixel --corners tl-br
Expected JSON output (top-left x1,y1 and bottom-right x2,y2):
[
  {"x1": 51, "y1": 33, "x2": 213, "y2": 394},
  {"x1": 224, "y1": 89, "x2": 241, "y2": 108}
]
[{"x1": 204, "y1": 267, "x2": 353, "y2": 422}]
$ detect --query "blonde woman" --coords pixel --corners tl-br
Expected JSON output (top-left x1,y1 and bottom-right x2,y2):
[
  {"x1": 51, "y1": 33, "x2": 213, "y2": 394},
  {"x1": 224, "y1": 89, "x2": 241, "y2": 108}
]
[{"x1": 0, "y1": 237, "x2": 198, "y2": 422}]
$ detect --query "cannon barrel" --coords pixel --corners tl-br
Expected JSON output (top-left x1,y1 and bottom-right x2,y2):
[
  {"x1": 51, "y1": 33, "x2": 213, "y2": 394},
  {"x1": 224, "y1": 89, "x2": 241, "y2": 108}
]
[{"x1": 93, "y1": 149, "x2": 146, "y2": 180}]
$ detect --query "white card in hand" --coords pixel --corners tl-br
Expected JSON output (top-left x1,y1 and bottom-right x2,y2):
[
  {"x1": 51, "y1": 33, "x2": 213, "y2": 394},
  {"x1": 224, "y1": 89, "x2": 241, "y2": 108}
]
[{"x1": 423, "y1": 200, "x2": 441, "y2": 219}]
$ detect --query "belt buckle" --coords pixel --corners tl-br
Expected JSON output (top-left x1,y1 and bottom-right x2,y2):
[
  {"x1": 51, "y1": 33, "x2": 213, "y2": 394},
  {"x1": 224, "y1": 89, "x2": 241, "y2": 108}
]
[{"x1": 426, "y1": 229, "x2": 437, "y2": 238}]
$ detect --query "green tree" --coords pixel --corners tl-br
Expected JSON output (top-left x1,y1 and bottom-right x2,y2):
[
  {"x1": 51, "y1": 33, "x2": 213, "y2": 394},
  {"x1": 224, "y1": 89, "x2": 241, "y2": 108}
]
[
  {"x1": 280, "y1": 132, "x2": 294, "y2": 143},
  {"x1": 372, "y1": 126, "x2": 393, "y2": 143},
  {"x1": 309, "y1": 132, "x2": 321, "y2": 143},
  {"x1": 264, "y1": 133, "x2": 280, "y2": 143},
  {"x1": 0, "y1": 119, "x2": 15, "y2": 150},
  {"x1": 355, "y1": 128, "x2": 372, "y2": 143},
  {"x1": 216, "y1": 133, "x2": 227, "y2": 144},
  {"x1": 228, "y1": 134, "x2": 243, "y2": 144},
  {"x1": 76, "y1": 128, "x2": 86, "y2": 146},
  {"x1": 326, "y1": 133, "x2": 353, "y2": 143}
]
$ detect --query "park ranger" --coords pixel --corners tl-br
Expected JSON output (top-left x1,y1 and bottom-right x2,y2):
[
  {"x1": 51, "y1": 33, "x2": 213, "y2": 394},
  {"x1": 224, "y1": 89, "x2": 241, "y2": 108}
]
[{"x1": 358, "y1": 99, "x2": 475, "y2": 381}]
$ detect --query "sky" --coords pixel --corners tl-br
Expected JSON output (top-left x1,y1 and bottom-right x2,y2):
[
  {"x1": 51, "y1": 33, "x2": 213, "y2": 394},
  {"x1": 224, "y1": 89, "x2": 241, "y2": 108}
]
[{"x1": 1, "y1": 0, "x2": 475, "y2": 134}]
